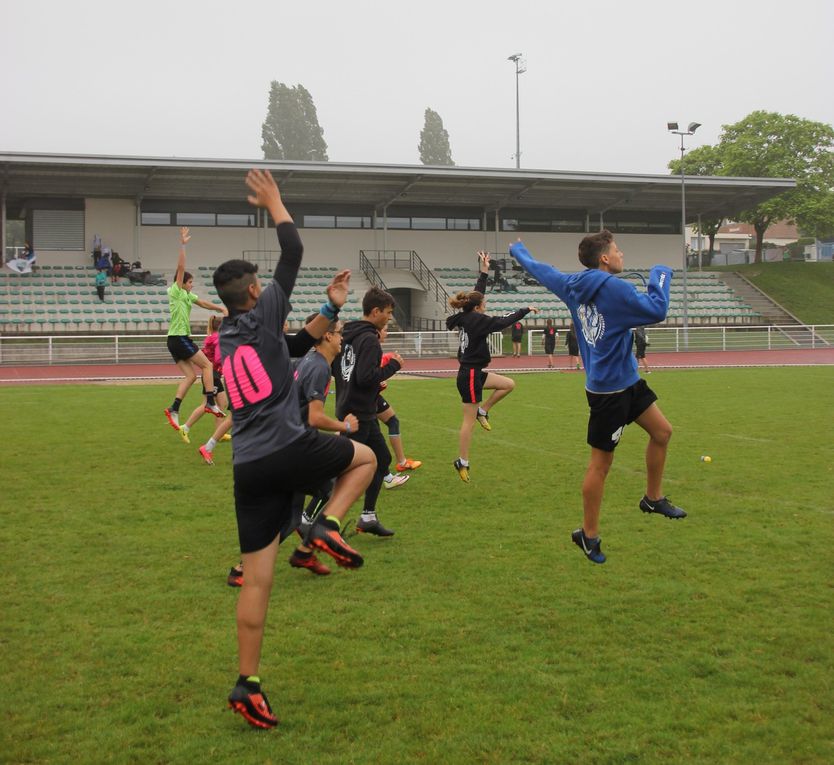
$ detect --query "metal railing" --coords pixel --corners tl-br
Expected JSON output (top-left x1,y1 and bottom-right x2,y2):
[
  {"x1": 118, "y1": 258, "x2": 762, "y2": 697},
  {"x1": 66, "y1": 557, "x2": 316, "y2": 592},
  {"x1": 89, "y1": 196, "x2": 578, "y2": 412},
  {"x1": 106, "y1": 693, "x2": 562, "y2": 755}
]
[
  {"x1": 2, "y1": 325, "x2": 831, "y2": 367},
  {"x1": 357, "y1": 252, "x2": 410, "y2": 329}
]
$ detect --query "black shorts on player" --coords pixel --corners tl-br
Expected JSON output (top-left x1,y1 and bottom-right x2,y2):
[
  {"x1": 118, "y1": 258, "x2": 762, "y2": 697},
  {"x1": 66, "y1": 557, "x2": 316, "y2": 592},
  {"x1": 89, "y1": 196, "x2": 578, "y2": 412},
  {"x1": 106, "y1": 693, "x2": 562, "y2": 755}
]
[
  {"x1": 376, "y1": 395, "x2": 390, "y2": 415},
  {"x1": 585, "y1": 379, "x2": 657, "y2": 452},
  {"x1": 234, "y1": 428, "x2": 353, "y2": 553},
  {"x1": 167, "y1": 334, "x2": 199, "y2": 362},
  {"x1": 456, "y1": 366, "x2": 488, "y2": 404}
]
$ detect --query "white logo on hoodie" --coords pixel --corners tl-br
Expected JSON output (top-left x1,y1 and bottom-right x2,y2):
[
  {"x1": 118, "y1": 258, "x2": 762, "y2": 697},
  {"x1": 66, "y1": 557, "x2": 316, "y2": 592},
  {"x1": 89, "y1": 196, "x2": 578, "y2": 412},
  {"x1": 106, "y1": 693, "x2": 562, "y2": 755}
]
[
  {"x1": 577, "y1": 302, "x2": 605, "y2": 347},
  {"x1": 341, "y1": 344, "x2": 356, "y2": 382}
]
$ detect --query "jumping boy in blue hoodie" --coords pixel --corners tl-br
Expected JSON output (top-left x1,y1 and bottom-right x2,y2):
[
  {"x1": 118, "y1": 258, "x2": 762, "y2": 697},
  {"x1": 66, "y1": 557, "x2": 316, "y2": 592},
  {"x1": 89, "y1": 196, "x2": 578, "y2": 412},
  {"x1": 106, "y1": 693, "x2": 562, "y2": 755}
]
[{"x1": 510, "y1": 230, "x2": 686, "y2": 565}]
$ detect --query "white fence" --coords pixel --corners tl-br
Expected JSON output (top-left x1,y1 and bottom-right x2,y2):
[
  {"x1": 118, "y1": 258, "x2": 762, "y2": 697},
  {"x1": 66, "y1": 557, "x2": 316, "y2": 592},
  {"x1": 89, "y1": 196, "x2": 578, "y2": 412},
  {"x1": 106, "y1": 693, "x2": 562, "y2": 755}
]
[{"x1": 0, "y1": 326, "x2": 831, "y2": 367}]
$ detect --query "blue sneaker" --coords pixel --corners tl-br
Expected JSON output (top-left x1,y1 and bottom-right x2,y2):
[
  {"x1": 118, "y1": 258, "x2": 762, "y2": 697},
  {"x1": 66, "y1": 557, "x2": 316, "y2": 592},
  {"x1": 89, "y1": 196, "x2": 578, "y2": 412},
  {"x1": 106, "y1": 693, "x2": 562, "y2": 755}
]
[
  {"x1": 639, "y1": 495, "x2": 687, "y2": 519},
  {"x1": 572, "y1": 528, "x2": 606, "y2": 564}
]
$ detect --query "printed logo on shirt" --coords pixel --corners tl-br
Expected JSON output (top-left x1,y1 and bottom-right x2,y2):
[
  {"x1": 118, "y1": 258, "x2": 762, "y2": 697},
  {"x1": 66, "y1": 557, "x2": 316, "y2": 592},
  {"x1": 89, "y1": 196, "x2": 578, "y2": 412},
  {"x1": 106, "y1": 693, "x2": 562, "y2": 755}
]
[
  {"x1": 459, "y1": 330, "x2": 469, "y2": 354},
  {"x1": 341, "y1": 344, "x2": 356, "y2": 382},
  {"x1": 659, "y1": 272, "x2": 666, "y2": 289},
  {"x1": 578, "y1": 302, "x2": 605, "y2": 347}
]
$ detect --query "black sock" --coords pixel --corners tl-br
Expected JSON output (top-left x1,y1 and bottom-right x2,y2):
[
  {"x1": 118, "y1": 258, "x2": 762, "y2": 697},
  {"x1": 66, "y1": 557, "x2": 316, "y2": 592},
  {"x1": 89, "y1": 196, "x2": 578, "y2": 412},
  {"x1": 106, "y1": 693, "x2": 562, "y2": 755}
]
[
  {"x1": 206, "y1": 393, "x2": 216, "y2": 406},
  {"x1": 293, "y1": 549, "x2": 313, "y2": 560},
  {"x1": 237, "y1": 674, "x2": 260, "y2": 690},
  {"x1": 171, "y1": 397, "x2": 182, "y2": 412}
]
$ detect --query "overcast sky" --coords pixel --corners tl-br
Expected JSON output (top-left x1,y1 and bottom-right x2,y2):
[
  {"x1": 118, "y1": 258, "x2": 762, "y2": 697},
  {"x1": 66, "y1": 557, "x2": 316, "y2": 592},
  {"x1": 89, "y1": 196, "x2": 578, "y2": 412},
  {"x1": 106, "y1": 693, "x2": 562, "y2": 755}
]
[{"x1": 2, "y1": 0, "x2": 832, "y2": 175}]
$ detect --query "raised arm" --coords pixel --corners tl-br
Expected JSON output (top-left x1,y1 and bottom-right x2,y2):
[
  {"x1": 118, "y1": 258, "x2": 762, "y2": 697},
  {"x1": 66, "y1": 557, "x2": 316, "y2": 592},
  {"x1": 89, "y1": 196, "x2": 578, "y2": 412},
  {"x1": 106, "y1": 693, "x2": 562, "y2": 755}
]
[
  {"x1": 475, "y1": 250, "x2": 490, "y2": 292},
  {"x1": 174, "y1": 227, "x2": 190, "y2": 288},
  {"x1": 509, "y1": 240, "x2": 570, "y2": 302},
  {"x1": 245, "y1": 169, "x2": 302, "y2": 296}
]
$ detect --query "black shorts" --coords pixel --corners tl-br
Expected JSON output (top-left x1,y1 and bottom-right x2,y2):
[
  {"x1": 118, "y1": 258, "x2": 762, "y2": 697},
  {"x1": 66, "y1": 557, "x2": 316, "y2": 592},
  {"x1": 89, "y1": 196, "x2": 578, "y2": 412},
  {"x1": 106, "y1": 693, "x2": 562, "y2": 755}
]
[
  {"x1": 635, "y1": 341, "x2": 647, "y2": 359},
  {"x1": 202, "y1": 371, "x2": 224, "y2": 395},
  {"x1": 544, "y1": 340, "x2": 556, "y2": 354},
  {"x1": 457, "y1": 366, "x2": 488, "y2": 404},
  {"x1": 233, "y1": 428, "x2": 354, "y2": 553},
  {"x1": 586, "y1": 379, "x2": 657, "y2": 452},
  {"x1": 376, "y1": 395, "x2": 390, "y2": 415},
  {"x1": 167, "y1": 335, "x2": 199, "y2": 362}
]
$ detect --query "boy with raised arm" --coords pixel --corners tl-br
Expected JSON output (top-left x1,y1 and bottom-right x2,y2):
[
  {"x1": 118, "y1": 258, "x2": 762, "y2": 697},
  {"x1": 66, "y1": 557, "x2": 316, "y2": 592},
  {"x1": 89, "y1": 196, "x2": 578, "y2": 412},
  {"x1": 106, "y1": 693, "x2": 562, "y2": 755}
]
[
  {"x1": 510, "y1": 231, "x2": 686, "y2": 565},
  {"x1": 215, "y1": 170, "x2": 375, "y2": 729}
]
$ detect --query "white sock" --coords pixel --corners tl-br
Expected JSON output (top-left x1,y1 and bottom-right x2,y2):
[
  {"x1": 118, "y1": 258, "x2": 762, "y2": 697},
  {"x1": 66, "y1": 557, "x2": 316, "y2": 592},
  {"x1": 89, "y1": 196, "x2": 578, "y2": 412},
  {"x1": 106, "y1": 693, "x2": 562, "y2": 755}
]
[
  {"x1": 181, "y1": 424, "x2": 189, "y2": 433},
  {"x1": 383, "y1": 473, "x2": 394, "y2": 483},
  {"x1": 459, "y1": 457, "x2": 469, "y2": 467},
  {"x1": 361, "y1": 512, "x2": 377, "y2": 523},
  {"x1": 477, "y1": 407, "x2": 487, "y2": 416},
  {"x1": 206, "y1": 437, "x2": 217, "y2": 451}
]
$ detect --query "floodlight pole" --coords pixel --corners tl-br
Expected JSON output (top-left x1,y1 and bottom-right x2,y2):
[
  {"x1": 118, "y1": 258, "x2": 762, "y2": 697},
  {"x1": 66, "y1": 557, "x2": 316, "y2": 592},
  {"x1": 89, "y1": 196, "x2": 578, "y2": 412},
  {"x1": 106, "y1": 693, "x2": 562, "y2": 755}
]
[
  {"x1": 668, "y1": 122, "x2": 700, "y2": 348},
  {"x1": 508, "y1": 54, "x2": 525, "y2": 168}
]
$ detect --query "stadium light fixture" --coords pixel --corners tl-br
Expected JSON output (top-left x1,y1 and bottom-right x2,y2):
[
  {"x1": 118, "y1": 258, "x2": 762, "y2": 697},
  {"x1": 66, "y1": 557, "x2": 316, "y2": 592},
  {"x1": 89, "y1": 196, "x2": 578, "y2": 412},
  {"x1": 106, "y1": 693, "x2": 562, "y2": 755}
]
[
  {"x1": 667, "y1": 120, "x2": 701, "y2": 347},
  {"x1": 508, "y1": 54, "x2": 526, "y2": 169}
]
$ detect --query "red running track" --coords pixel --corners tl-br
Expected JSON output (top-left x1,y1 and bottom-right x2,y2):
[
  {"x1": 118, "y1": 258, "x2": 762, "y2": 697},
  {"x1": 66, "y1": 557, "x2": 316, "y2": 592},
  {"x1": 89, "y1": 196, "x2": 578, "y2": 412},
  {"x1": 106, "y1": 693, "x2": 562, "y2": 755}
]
[{"x1": 1, "y1": 348, "x2": 832, "y2": 385}]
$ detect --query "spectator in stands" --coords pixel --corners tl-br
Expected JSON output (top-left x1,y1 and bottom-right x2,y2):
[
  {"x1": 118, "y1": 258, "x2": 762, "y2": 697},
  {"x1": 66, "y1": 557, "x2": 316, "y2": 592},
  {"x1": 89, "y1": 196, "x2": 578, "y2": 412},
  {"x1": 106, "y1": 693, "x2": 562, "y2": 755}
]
[
  {"x1": 6, "y1": 242, "x2": 36, "y2": 274},
  {"x1": 95, "y1": 268, "x2": 107, "y2": 301},
  {"x1": 633, "y1": 326, "x2": 651, "y2": 373},
  {"x1": 543, "y1": 319, "x2": 558, "y2": 368},
  {"x1": 566, "y1": 321, "x2": 581, "y2": 369},
  {"x1": 111, "y1": 252, "x2": 127, "y2": 283}
]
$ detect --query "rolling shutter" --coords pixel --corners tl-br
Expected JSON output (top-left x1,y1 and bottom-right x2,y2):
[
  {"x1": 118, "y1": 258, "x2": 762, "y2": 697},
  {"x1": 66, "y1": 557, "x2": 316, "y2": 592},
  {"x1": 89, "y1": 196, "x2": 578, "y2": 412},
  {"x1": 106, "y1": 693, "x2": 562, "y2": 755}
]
[{"x1": 33, "y1": 209, "x2": 85, "y2": 250}]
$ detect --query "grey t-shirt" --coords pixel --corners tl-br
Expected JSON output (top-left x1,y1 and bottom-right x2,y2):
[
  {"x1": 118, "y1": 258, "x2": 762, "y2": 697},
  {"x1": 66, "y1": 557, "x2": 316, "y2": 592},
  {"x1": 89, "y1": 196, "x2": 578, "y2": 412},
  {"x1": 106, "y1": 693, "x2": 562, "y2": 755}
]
[
  {"x1": 219, "y1": 280, "x2": 306, "y2": 464},
  {"x1": 294, "y1": 349, "x2": 332, "y2": 426}
]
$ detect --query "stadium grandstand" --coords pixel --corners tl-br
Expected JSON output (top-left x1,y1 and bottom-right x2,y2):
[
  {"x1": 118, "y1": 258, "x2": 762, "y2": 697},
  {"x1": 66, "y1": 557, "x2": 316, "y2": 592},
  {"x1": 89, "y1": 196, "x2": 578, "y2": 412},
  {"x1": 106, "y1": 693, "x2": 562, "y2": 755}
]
[{"x1": 1, "y1": 152, "x2": 794, "y2": 335}]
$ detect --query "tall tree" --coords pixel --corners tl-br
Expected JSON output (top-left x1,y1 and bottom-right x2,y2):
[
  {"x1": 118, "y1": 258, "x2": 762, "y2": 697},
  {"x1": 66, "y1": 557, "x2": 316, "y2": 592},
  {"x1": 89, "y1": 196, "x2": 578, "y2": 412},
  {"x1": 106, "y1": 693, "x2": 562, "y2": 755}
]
[
  {"x1": 675, "y1": 111, "x2": 834, "y2": 262},
  {"x1": 669, "y1": 144, "x2": 726, "y2": 265},
  {"x1": 418, "y1": 108, "x2": 454, "y2": 166},
  {"x1": 261, "y1": 82, "x2": 328, "y2": 161}
]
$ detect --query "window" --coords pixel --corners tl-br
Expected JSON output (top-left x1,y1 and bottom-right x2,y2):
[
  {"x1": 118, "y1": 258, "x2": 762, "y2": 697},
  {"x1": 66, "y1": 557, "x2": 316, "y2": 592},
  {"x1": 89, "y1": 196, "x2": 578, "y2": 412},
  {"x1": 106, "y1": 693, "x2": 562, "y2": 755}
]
[
  {"x1": 303, "y1": 215, "x2": 336, "y2": 228},
  {"x1": 217, "y1": 214, "x2": 256, "y2": 227},
  {"x1": 176, "y1": 212, "x2": 217, "y2": 226},
  {"x1": 141, "y1": 212, "x2": 172, "y2": 225},
  {"x1": 336, "y1": 215, "x2": 371, "y2": 229}
]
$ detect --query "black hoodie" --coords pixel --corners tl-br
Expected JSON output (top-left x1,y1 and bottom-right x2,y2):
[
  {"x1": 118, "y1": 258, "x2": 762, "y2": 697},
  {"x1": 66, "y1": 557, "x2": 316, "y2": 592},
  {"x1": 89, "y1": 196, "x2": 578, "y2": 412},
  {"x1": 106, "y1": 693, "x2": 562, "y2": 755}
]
[
  {"x1": 446, "y1": 272, "x2": 531, "y2": 367},
  {"x1": 333, "y1": 319, "x2": 401, "y2": 421}
]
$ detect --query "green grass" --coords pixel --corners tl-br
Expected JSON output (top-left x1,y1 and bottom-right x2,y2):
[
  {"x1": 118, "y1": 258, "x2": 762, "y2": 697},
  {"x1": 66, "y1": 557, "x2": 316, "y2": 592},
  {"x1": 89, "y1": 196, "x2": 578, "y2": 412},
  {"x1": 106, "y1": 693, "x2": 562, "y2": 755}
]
[
  {"x1": 2, "y1": 370, "x2": 833, "y2": 764},
  {"x1": 708, "y1": 262, "x2": 834, "y2": 325}
]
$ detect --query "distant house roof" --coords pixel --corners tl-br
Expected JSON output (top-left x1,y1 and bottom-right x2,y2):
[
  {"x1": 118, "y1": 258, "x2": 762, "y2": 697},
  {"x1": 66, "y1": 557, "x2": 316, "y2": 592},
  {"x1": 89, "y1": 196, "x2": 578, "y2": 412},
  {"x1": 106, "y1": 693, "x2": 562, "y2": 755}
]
[
  {"x1": 718, "y1": 221, "x2": 799, "y2": 240},
  {"x1": 0, "y1": 152, "x2": 796, "y2": 221}
]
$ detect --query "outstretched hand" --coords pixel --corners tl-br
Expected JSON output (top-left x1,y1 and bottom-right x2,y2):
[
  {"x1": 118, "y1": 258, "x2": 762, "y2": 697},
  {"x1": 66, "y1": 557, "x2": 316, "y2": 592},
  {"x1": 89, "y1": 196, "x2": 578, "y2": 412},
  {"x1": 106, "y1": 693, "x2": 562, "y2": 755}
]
[
  {"x1": 477, "y1": 250, "x2": 490, "y2": 273},
  {"x1": 180, "y1": 227, "x2": 191, "y2": 246},
  {"x1": 245, "y1": 169, "x2": 281, "y2": 209},
  {"x1": 326, "y1": 269, "x2": 351, "y2": 309},
  {"x1": 528, "y1": 306, "x2": 539, "y2": 313}
]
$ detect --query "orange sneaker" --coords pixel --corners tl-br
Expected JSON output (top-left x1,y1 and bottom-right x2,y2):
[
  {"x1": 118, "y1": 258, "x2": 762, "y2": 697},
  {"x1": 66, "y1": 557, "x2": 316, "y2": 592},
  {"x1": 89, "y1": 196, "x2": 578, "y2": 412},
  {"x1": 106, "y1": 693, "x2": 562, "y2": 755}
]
[{"x1": 396, "y1": 458, "x2": 422, "y2": 472}]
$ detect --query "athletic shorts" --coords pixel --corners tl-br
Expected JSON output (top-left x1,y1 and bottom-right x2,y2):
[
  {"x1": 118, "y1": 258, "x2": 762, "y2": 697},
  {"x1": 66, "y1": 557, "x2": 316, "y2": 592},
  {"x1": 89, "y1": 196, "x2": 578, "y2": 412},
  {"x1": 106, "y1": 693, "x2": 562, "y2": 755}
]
[
  {"x1": 544, "y1": 340, "x2": 556, "y2": 354},
  {"x1": 586, "y1": 379, "x2": 657, "y2": 452},
  {"x1": 233, "y1": 428, "x2": 354, "y2": 553},
  {"x1": 167, "y1": 335, "x2": 199, "y2": 362},
  {"x1": 456, "y1": 366, "x2": 488, "y2": 404},
  {"x1": 376, "y1": 395, "x2": 390, "y2": 415},
  {"x1": 202, "y1": 371, "x2": 224, "y2": 395},
  {"x1": 635, "y1": 341, "x2": 647, "y2": 359}
]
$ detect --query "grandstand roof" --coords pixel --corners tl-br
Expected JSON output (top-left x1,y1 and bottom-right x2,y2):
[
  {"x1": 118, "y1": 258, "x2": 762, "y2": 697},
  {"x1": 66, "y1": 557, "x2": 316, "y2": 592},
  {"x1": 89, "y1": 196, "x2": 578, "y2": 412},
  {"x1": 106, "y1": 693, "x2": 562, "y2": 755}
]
[{"x1": 0, "y1": 151, "x2": 795, "y2": 221}]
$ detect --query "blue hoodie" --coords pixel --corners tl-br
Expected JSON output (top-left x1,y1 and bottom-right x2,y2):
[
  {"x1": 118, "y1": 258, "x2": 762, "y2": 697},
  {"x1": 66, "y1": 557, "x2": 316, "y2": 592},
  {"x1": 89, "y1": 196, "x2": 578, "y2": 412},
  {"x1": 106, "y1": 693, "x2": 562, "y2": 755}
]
[{"x1": 509, "y1": 242, "x2": 672, "y2": 393}]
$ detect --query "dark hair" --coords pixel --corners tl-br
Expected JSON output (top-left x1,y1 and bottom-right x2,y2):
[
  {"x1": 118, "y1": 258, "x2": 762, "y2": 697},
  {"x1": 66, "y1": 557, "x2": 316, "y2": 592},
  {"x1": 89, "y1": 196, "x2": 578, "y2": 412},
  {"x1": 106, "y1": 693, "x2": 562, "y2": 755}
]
[
  {"x1": 578, "y1": 229, "x2": 614, "y2": 269},
  {"x1": 546, "y1": 318, "x2": 553, "y2": 326},
  {"x1": 183, "y1": 271, "x2": 193, "y2": 283},
  {"x1": 305, "y1": 311, "x2": 339, "y2": 345},
  {"x1": 362, "y1": 286, "x2": 395, "y2": 316},
  {"x1": 213, "y1": 259, "x2": 259, "y2": 309},
  {"x1": 449, "y1": 290, "x2": 484, "y2": 312}
]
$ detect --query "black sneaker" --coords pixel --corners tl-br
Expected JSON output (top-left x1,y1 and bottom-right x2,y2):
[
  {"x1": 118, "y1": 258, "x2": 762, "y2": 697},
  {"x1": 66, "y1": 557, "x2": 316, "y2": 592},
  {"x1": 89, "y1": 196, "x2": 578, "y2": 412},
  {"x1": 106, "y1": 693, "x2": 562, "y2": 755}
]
[
  {"x1": 571, "y1": 528, "x2": 606, "y2": 564},
  {"x1": 639, "y1": 495, "x2": 687, "y2": 519},
  {"x1": 227, "y1": 566, "x2": 243, "y2": 588},
  {"x1": 305, "y1": 516, "x2": 364, "y2": 569},
  {"x1": 228, "y1": 681, "x2": 278, "y2": 729},
  {"x1": 356, "y1": 518, "x2": 395, "y2": 537}
]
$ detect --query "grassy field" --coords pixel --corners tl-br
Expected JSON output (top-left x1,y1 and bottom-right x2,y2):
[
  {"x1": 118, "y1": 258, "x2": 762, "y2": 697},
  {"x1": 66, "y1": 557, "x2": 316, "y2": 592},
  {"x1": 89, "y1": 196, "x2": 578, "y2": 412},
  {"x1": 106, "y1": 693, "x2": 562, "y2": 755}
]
[
  {"x1": 1, "y1": 369, "x2": 833, "y2": 764},
  {"x1": 708, "y1": 262, "x2": 834, "y2": 325}
]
